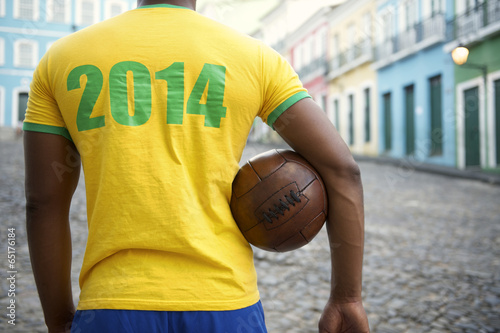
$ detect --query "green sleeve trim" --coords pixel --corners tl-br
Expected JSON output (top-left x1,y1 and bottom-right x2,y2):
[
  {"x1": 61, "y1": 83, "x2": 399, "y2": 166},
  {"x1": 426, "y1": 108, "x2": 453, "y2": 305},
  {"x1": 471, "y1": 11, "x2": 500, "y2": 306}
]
[
  {"x1": 23, "y1": 122, "x2": 73, "y2": 142},
  {"x1": 266, "y1": 91, "x2": 311, "y2": 129},
  {"x1": 136, "y1": 4, "x2": 190, "y2": 10}
]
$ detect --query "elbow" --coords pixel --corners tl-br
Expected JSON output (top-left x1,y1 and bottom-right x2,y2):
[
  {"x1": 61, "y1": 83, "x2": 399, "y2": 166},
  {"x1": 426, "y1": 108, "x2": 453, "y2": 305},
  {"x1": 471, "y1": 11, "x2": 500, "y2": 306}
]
[
  {"x1": 25, "y1": 192, "x2": 47, "y2": 220},
  {"x1": 326, "y1": 157, "x2": 362, "y2": 184},
  {"x1": 320, "y1": 157, "x2": 362, "y2": 188},
  {"x1": 25, "y1": 191, "x2": 60, "y2": 220}
]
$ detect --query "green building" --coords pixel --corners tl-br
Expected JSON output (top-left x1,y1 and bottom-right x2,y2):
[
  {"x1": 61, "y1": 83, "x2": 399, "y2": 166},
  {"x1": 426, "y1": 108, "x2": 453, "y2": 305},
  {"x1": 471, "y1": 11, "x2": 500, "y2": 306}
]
[{"x1": 445, "y1": 0, "x2": 500, "y2": 170}]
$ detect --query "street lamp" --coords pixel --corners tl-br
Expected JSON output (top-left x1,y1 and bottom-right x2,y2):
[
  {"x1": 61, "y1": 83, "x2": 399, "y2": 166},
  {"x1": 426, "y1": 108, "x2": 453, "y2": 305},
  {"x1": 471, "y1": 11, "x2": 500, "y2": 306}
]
[
  {"x1": 451, "y1": 45, "x2": 487, "y2": 77},
  {"x1": 451, "y1": 45, "x2": 489, "y2": 167}
]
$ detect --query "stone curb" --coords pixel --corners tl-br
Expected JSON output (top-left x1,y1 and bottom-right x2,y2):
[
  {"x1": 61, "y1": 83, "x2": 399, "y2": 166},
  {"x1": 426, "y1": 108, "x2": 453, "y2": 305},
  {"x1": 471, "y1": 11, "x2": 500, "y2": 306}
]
[{"x1": 353, "y1": 154, "x2": 500, "y2": 185}]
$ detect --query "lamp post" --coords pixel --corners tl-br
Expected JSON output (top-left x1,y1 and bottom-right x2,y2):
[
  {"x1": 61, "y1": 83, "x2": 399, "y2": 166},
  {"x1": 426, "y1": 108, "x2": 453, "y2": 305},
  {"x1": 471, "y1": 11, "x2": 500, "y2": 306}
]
[{"x1": 451, "y1": 45, "x2": 489, "y2": 168}]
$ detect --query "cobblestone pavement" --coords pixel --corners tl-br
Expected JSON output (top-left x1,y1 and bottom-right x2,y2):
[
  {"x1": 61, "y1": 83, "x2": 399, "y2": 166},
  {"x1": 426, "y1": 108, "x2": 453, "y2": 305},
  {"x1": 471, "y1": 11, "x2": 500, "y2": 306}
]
[{"x1": 1, "y1": 136, "x2": 499, "y2": 333}]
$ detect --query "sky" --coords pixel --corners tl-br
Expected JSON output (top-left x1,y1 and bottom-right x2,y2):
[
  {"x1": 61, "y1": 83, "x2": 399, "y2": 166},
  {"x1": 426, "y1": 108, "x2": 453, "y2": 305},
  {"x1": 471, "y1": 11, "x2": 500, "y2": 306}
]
[{"x1": 197, "y1": 0, "x2": 279, "y2": 34}]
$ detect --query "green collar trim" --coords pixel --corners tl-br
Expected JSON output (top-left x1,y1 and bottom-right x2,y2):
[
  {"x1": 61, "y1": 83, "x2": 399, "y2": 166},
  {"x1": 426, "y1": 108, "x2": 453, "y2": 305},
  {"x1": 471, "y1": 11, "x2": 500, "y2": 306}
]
[{"x1": 136, "y1": 4, "x2": 190, "y2": 10}]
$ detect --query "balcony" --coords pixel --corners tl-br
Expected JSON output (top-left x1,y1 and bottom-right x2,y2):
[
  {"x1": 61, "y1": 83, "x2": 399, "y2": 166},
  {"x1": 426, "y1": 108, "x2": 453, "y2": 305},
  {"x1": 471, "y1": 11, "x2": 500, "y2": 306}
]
[
  {"x1": 328, "y1": 38, "x2": 373, "y2": 80},
  {"x1": 446, "y1": 0, "x2": 500, "y2": 46},
  {"x1": 373, "y1": 13, "x2": 446, "y2": 69},
  {"x1": 296, "y1": 56, "x2": 328, "y2": 83}
]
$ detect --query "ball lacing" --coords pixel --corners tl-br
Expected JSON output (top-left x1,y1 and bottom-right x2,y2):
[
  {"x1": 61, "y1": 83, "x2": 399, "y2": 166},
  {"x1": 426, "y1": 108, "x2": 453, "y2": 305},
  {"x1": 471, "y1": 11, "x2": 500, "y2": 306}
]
[{"x1": 262, "y1": 190, "x2": 301, "y2": 224}]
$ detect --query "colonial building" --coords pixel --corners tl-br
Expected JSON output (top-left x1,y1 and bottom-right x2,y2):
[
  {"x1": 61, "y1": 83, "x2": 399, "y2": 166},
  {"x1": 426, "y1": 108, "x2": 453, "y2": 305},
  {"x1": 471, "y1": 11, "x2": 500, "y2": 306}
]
[
  {"x1": 444, "y1": 0, "x2": 500, "y2": 170},
  {"x1": 288, "y1": 6, "x2": 331, "y2": 109},
  {"x1": 374, "y1": 0, "x2": 456, "y2": 167},
  {"x1": 327, "y1": 0, "x2": 378, "y2": 156},
  {"x1": 0, "y1": 0, "x2": 135, "y2": 129}
]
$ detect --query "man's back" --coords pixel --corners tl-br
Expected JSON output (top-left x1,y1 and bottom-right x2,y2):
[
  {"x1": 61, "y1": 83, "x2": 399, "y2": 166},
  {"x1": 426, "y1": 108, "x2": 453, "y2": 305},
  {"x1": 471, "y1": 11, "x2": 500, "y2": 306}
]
[{"x1": 24, "y1": 3, "x2": 309, "y2": 312}]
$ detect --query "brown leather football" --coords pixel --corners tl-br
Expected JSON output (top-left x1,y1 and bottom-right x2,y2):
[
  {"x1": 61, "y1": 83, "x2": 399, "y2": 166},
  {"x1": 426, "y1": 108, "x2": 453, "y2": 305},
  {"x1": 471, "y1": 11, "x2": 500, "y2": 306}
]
[{"x1": 230, "y1": 149, "x2": 328, "y2": 252}]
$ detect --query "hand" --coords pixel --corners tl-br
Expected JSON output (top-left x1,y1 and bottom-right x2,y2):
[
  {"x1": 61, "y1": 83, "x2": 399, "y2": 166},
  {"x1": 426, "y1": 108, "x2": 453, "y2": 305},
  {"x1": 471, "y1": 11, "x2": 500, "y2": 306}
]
[{"x1": 318, "y1": 299, "x2": 370, "y2": 333}]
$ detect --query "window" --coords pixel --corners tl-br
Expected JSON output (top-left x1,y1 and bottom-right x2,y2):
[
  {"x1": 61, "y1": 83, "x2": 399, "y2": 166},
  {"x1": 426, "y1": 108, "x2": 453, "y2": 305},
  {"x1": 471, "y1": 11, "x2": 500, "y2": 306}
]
[
  {"x1": 383, "y1": 8, "x2": 394, "y2": 41},
  {"x1": 405, "y1": 84, "x2": 415, "y2": 155},
  {"x1": 430, "y1": 0, "x2": 441, "y2": 16},
  {"x1": 400, "y1": 0, "x2": 417, "y2": 31},
  {"x1": 364, "y1": 88, "x2": 371, "y2": 143},
  {"x1": 458, "y1": 0, "x2": 484, "y2": 14},
  {"x1": 423, "y1": 0, "x2": 445, "y2": 18},
  {"x1": 429, "y1": 75, "x2": 443, "y2": 156},
  {"x1": 105, "y1": 0, "x2": 128, "y2": 19},
  {"x1": 14, "y1": 0, "x2": 39, "y2": 20},
  {"x1": 77, "y1": 0, "x2": 99, "y2": 26},
  {"x1": 18, "y1": 92, "x2": 29, "y2": 122},
  {"x1": 293, "y1": 45, "x2": 302, "y2": 71},
  {"x1": 316, "y1": 28, "x2": 327, "y2": 60},
  {"x1": 383, "y1": 92, "x2": 392, "y2": 151},
  {"x1": 331, "y1": 33, "x2": 339, "y2": 68},
  {"x1": 348, "y1": 94, "x2": 354, "y2": 146},
  {"x1": 0, "y1": 0, "x2": 5, "y2": 17},
  {"x1": 47, "y1": 0, "x2": 70, "y2": 23},
  {"x1": 346, "y1": 23, "x2": 356, "y2": 61},
  {"x1": 362, "y1": 12, "x2": 371, "y2": 42},
  {"x1": 303, "y1": 38, "x2": 312, "y2": 66},
  {"x1": 333, "y1": 99, "x2": 340, "y2": 131},
  {"x1": 14, "y1": 40, "x2": 38, "y2": 68},
  {"x1": 0, "y1": 38, "x2": 4, "y2": 66}
]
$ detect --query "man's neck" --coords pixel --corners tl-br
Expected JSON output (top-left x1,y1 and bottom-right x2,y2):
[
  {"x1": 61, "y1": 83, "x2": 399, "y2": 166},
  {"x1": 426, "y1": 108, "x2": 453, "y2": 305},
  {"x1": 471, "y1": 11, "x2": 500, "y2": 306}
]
[{"x1": 137, "y1": 0, "x2": 195, "y2": 10}]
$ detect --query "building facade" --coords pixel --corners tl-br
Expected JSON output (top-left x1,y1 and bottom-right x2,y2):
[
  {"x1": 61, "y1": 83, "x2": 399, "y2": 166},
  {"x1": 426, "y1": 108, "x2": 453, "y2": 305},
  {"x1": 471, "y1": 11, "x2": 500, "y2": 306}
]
[
  {"x1": 445, "y1": 0, "x2": 500, "y2": 170},
  {"x1": 248, "y1": 0, "x2": 345, "y2": 143},
  {"x1": 0, "y1": 0, "x2": 135, "y2": 128},
  {"x1": 374, "y1": 0, "x2": 456, "y2": 167},
  {"x1": 289, "y1": 7, "x2": 330, "y2": 109},
  {"x1": 327, "y1": 0, "x2": 378, "y2": 156}
]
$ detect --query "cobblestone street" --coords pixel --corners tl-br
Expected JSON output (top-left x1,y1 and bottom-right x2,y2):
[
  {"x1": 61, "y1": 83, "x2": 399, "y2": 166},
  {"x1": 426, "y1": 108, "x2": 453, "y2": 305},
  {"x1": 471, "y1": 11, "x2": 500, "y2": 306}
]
[{"x1": 1, "y1": 135, "x2": 499, "y2": 332}]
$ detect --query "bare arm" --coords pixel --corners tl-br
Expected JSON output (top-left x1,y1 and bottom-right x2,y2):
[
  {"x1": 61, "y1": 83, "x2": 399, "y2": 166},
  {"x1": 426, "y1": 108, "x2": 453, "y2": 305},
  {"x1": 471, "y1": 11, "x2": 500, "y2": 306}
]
[
  {"x1": 274, "y1": 98, "x2": 369, "y2": 332},
  {"x1": 24, "y1": 131, "x2": 81, "y2": 333}
]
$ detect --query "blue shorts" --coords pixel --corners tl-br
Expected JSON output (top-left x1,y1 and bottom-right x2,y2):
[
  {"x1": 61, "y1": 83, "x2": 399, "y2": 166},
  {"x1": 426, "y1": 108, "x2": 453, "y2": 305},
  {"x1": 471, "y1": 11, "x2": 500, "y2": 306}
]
[{"x1": 70, "y1": 301, "x2": 267, "y2": 333}]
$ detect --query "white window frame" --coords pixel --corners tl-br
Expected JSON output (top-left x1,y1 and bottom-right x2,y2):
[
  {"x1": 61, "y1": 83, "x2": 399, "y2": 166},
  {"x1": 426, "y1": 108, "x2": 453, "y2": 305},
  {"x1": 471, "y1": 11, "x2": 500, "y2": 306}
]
[
  {"x1": 46, "y1": 0, "x2": 71, "y2": 24},
  {"x1": 399, "y1": 0, "x2": 418, "y2": 32},
  {"x1": 423, "y1": 0, "x2": 445, "y2": 18},
  {"x1": 76, "y1": 0, "x2": 100, "y2": 26},
  {"x1": 360, "y1": 81, "x2": 375, "y2": 146},
  {"x1": 487, "y1": 70, "x2": 500, "y2": 168},
  {"x1": 377, "y1": 6, "x2": 395, "y2": 43},
  {"x1": 105, "y1": 0, "x2": 128, "y2": 19},
  {"x1": 362, "y1": 11, "x2": 372, "y2": 41},
  {"x1": 0, "y1": 0, "x2": 5, "y2": 17},
  {"x1": 13, "y1": 0, "x2": 40, "y2": 21},
  {"x1": 12, "y1": 86, "x2": 30, "y2": 127},
  {"x1": 316, "y1": 27, "x2": 327, "y2": 59},
  {"x1": 13, "y1": 39, "x2": 38, "y2": 68},
  {"x1": 303, "y1": 38, "x2": 312, "y2": 67},
  {"x1": 456, "y1": 0, "x2": 484, "y2": 14},
  {"x1": 331, "y1": 33, "x2": 339, "y2": 58},
  {"x1": 0, "y1": 38, "x2": 5, "y2": 66},
  {"x1": 456, "y1": 77, "x2": 486, "y2": 169},
  {"x1": 344, "y1": 87, "x2": 357, "y2": 147}
]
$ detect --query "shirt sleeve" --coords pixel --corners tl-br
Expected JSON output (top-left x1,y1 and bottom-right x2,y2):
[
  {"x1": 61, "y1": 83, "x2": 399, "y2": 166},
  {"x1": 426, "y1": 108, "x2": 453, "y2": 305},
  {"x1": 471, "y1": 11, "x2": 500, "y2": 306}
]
[
  {"x1": 257, "y1": 43, "x2": 311, "y2": 129},
  {"x1": 23, "y1": 52, "x2": 72, "y2": 141}
]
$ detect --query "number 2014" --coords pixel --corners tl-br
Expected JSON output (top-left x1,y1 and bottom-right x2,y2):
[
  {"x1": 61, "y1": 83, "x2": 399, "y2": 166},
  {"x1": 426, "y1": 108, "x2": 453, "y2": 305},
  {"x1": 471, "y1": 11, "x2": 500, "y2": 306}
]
[{"x1": 67, "y1": 61, "x2": 227, "y2": 131}]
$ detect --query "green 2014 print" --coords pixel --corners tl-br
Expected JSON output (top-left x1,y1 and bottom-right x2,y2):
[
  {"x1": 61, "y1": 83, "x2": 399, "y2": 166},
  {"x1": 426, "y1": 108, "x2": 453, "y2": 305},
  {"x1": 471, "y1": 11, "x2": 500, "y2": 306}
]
[{"x1": 67, "y1": 61, "x2": 227, "y2": 131}]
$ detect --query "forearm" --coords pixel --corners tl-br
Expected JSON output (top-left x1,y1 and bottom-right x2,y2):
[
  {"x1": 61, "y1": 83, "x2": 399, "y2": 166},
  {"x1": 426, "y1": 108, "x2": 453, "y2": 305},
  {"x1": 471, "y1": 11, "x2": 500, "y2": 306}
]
[
  {"x1": 323, "y1": 165, "x2": 365, "y2": 301},
  {"x1": 27, "y1": 204, "x2": 75, "y2": 331}
]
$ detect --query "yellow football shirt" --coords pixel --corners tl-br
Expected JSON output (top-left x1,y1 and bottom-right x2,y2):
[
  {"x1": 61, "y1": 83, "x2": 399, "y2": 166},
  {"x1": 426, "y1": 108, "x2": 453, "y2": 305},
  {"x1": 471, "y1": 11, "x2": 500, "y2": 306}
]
[{"x1": 24, "y1": 4, "x2": 310, "y2": 311}]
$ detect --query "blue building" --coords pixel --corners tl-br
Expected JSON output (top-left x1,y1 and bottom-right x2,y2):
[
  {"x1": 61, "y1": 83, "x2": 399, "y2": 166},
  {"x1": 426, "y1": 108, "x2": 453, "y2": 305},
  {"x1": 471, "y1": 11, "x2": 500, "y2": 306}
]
[
  {"x1": 374, "y1": 0, "x2": 456, "y2": 167},
  {"x1": 0, "y1": 0, "x2": 136, "y2": 129}
]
